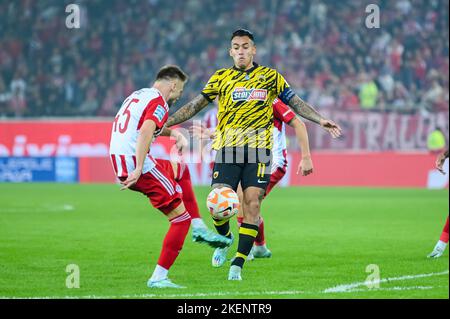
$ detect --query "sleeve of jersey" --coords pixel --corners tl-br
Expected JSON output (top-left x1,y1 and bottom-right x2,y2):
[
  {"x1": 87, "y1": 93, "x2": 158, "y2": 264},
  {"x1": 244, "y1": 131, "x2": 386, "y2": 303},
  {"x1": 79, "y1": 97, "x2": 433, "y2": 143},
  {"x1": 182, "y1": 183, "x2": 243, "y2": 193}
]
[
  {"x1": 201, "y1": 71, "x2": 220, "y2": 103},
  {"x1": 142, "y1": 99, "x2": 168, "y2": 129},
  {"x1": 275, "y1": 71, "x2": 295, "y2": 105},
  {"x1": 273, "y1": 99, "x2": 296, "y2": 124}
]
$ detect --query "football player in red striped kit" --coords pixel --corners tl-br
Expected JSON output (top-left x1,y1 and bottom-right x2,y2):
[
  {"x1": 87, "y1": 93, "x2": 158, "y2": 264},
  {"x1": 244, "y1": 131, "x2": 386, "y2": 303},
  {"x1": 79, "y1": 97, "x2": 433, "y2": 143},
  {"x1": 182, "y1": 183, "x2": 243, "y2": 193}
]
[
  {"x1": 428, "y1": 148, "x2": 449, "y2": 258},
  {"x1": 110, "y1": 65, "x2": 232, "y2": 289}
]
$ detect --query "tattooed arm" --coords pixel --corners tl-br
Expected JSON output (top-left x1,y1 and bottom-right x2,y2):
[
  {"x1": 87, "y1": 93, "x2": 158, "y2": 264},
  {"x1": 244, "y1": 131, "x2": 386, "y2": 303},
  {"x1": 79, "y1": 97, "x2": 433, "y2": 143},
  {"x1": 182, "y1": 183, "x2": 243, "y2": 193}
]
[
  {"x1": 288, "y1": 95, "x2": 323, "y2": 125},
  {"x1": 288, "y1": 95, "x2": 342, "y2": 139},
  {"x1": 166, "y1": 94, "x2": 210, "y2": 127}
]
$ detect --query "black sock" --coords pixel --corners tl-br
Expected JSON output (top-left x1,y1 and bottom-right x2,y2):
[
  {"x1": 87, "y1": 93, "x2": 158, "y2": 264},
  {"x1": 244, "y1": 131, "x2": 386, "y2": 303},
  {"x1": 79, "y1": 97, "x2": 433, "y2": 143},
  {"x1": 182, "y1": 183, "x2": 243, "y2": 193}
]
[
  {"x1": 212, "y1": 218, "x2": 232, "y2": 238},
  {"x1": 231, "y1": 222, "x2": 259, "y2": 268}
]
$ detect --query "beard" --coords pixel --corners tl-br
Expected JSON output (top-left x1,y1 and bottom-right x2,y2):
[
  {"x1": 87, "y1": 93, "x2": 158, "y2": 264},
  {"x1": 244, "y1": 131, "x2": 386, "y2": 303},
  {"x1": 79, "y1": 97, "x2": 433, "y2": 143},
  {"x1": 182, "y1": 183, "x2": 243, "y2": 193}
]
[
  {"x1": 236, "y1": 60, "x2": 247, "y2": 70},
  {"x1": 236, "y1": 58, "x2": 251, "y2": 70}
]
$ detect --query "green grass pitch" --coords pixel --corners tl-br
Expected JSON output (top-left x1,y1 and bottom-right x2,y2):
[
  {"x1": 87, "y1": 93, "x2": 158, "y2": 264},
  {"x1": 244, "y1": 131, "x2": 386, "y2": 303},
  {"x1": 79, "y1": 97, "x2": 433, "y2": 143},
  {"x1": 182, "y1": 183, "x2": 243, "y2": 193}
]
[{"x1": 0, "y1": 183, "x2": 448, "y2": 299}]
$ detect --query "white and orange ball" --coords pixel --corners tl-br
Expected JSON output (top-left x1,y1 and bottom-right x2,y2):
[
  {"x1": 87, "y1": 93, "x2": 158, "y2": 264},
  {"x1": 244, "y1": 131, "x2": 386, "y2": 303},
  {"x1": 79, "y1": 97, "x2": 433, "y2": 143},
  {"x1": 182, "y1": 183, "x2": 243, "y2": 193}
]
[{"x1": 206, "y1": 187, "x2": 240, "y2": 220}]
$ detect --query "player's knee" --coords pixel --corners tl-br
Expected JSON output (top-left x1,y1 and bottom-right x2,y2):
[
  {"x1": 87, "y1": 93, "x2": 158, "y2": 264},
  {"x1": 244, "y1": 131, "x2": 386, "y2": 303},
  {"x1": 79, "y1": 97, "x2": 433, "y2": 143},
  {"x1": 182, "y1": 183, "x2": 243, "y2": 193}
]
[
  {"x1": 249, "y1": 200, "x2": 260, "y2": 214},
  {"x1": 243, "y1": 195, "x2": 261, "y2": 217}
]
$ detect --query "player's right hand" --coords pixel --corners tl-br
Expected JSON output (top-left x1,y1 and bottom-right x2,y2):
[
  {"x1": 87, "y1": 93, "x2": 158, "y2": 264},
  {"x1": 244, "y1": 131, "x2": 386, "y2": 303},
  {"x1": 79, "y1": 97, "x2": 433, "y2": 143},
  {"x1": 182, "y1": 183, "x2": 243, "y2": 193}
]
[
  {"x1": 436, "y1": 153, "x2": 447, "y2": 175},
  {"x1": 175, "y1": 133, "x2": 188, "y2": 154},
  {"x1": 120, "y1": 169, "x2": 142, "y2": 190},
  {"x1": 320, "y1": 119, "x2": 342, "y2": 139},
  {"x1": 189, "y1": 124, "x2": 215, "y2": 140}
]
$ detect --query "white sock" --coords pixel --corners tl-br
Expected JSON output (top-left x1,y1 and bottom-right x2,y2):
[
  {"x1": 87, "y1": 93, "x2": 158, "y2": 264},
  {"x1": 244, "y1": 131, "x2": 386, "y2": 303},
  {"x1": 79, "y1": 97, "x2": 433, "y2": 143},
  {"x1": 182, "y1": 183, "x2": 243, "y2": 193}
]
[
  {"x1": 191, "y1": 218, "x2": 207, "y2": 229},
  {"x1": 436, "y1": 240, "x2": 448, "y2": 250},
  {"x1": 150, "y1": 264, "x2": 168, "y2": 282}
]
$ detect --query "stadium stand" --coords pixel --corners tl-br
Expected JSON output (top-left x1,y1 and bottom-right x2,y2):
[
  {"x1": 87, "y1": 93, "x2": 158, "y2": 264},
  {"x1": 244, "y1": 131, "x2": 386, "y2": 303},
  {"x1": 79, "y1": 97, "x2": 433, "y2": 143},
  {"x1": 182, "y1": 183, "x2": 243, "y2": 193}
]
[{"x1": 0, "y1": 0, "x2": 448, "y2": 118}]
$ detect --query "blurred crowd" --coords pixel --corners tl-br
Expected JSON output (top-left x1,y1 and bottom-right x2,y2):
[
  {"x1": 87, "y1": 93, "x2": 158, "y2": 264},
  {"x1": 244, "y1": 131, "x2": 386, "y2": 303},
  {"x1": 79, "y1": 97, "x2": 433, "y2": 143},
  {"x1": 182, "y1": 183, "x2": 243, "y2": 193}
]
[{"x1": 0, "y1": 0, "x2": 448, "y2": 118}]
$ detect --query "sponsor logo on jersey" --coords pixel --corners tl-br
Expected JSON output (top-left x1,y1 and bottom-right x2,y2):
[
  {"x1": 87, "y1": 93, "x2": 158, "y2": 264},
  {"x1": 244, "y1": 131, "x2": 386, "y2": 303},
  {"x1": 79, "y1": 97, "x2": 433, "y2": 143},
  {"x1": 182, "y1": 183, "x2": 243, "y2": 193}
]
[
  {"x1": 153, "y1": 105, "x2": 166, "y2": 122},
  {"x1": 231, "y1": 88, "x2": 267, "y2": 102}
]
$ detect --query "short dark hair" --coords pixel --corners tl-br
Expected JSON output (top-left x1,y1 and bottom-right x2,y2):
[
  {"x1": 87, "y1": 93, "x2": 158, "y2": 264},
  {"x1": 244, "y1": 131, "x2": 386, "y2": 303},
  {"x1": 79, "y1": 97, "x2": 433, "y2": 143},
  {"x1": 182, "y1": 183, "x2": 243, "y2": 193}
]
[
  {"x1": 156, "y1": 65, "x2": 188, "y2": 82},
  {"x1": 231, "y1": 29, "x2": 255, "y2": 42}
]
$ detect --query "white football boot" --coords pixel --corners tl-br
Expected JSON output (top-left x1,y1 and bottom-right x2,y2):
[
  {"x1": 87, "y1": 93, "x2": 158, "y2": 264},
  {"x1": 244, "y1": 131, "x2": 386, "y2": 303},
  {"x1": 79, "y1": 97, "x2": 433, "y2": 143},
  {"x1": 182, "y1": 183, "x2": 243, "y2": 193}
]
[
  {"x1": 427, "y1": 240, "x2": 448, "y2": 258},
  {"x1": 228, "y1": 265, "x2": 242, "y2": 281},
  {"x1": 212, "y1": 233, "x2": 234, "y2": 267},
  {"x1": 251, "y1": 244, "x2": 272, "y2": 258},
  {"x1": 192, "y1": 227, "x2": 233, "y2": 248},
  {"x1": 147, "y1": 278, "x2": 186, "y2": 289}
]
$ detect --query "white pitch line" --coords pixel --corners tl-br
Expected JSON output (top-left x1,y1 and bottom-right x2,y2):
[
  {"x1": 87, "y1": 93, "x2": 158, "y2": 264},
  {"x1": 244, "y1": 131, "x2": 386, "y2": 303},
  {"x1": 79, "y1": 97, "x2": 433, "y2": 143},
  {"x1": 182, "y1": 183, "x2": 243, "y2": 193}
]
[
  {"x1": 0, "y1": 204, "x2": 74, "y2": 213},
  {"x1": 1, "y1": 270, "x2": 448, "y2": 299},
  {"x1": 323, "y1": 270, "x2": 449, "y2": 293},
  {"x1": 345, "y1": 286, "x2": 438, "y2": 293}
]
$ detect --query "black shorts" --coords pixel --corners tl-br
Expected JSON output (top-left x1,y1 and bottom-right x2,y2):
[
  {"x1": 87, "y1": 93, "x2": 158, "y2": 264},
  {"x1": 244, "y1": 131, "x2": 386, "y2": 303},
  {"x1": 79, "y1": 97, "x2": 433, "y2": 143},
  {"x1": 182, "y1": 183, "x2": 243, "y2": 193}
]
[{"x1": 211, "y1": 147, "x2": 272, "y2": 191}]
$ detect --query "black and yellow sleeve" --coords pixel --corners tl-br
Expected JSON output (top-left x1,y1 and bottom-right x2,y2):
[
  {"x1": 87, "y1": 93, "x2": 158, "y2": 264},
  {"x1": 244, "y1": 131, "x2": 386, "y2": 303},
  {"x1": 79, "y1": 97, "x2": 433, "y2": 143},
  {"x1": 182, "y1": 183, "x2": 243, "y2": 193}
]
[
  {"x1": 275, "y1": 71, "x2": 295, "y2": 105},
  {"x1": 201, "y1": 70, "x2": 223, "y2": 103}
]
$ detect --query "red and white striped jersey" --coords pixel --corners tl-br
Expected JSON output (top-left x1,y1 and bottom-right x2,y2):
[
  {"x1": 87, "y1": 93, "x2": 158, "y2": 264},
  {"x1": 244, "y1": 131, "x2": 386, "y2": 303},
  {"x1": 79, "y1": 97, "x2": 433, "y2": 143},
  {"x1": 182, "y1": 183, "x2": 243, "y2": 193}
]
[
  {"x1": 203, "y1": 107, "x2": 219, "y2": 130},
  {"x1": 271, "y1": 98, "x2": 296, "y2": 171},
  {"x1": 109, "y1": 88, "x2": 169, "y2": 177}
]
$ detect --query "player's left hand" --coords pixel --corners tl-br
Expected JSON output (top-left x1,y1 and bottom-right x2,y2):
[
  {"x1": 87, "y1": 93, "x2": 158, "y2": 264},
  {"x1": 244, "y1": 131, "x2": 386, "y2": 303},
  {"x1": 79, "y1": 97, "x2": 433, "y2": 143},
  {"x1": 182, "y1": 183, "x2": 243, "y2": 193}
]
[
  {"x1": 120, "y1": 169, "x2": 142, "y2": 190},
  {"x1": 320, "y1": 119, "x2": 342, "y2": 139},
  {"x1": 297, "y1": 156, "x2": 313, "y2": 176}
]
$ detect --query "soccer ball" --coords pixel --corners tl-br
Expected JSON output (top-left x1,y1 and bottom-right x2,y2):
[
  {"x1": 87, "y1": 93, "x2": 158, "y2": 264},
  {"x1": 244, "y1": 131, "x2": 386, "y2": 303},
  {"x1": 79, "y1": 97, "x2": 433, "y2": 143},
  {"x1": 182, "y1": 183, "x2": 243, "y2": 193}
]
[{"x1": 206, "y1": 187, "x2": 240, "y2": 220}]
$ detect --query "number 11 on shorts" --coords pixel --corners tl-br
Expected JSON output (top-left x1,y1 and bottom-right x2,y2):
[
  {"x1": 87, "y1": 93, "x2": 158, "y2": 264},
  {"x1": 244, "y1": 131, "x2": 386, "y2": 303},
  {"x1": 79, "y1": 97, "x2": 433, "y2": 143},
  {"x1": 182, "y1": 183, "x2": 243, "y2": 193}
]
[{"x1": 257, "y1": 163, "x2": 266, "y2": 177}]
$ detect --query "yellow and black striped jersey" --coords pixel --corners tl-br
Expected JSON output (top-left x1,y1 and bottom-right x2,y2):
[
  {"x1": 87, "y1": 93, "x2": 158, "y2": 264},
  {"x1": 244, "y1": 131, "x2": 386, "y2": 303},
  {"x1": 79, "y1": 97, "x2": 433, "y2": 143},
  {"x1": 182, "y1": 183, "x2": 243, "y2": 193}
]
[{"x1": 201, "y1": 63, "x2": 294, "y2": 150}]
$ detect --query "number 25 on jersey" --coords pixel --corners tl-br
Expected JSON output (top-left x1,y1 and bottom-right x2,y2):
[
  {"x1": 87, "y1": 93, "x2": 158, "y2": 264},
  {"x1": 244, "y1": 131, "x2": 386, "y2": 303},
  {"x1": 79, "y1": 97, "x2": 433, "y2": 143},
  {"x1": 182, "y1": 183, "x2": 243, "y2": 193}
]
[{"x1": 113, "y1": 98, "x2": 139, "y2": 134}]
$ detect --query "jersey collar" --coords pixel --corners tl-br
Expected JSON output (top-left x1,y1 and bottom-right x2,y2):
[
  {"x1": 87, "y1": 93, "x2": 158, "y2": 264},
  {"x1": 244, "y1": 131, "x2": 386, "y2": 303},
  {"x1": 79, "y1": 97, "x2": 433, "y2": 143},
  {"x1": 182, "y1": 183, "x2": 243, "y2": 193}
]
[
  {"x1": 233, "y1": 62, "x2": 259, "y2": 74},
  {"x1": 152, "y1": 87, "x2": 163, "y2": 98}
]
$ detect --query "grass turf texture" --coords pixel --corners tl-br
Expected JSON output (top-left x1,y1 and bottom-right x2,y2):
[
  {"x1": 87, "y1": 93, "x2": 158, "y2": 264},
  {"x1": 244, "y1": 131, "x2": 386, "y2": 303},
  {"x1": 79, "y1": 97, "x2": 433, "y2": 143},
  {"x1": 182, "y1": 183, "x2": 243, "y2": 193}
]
[{"x1": 0, "y1": 184, "x2": 448, "y2": 299}]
